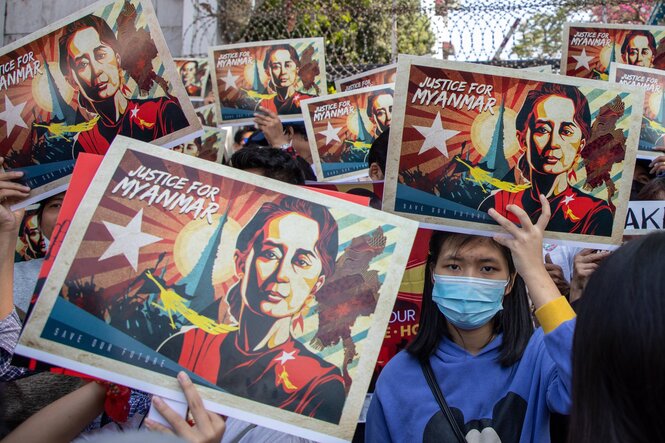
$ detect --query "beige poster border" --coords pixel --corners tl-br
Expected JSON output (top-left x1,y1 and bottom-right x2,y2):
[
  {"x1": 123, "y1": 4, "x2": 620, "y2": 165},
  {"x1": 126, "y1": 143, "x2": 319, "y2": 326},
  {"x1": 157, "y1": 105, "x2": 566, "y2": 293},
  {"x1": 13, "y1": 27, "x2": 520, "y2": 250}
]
[
  {"x1": 18, "y1": 135, "x2": 418, "y2": 442},
  {"x1": 334, "y1": 63, "x2": 398, "y2": 92},
  {"x1": 383, "y1": 54, "x2": 644, "y2": 247}
]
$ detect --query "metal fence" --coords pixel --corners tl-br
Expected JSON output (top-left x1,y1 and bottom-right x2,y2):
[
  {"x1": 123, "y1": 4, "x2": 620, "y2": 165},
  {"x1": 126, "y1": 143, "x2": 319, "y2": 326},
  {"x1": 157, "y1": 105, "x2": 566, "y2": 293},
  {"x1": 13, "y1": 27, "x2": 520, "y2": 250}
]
[{"x1": 186, "y1": 0, "x2": 662, "y2": 80}]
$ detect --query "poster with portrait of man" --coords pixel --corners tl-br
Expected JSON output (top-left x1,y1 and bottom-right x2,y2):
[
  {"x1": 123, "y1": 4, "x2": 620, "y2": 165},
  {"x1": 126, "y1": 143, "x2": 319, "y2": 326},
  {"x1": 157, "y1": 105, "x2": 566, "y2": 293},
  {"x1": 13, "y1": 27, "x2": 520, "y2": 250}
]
[
  {"x1": 174, "y1": 57, "x2": 210, "y2": 101},
  {"x1": 383, "y1": 55, "x2": 644, "y2": 247},
  {"x1": 334, "y1": 64, "x2": 397, "y2": 93},
  {"x1": 609, "y1": 63, "x2": 665, "y2": 159},
  {"x1": 0, "y1": 0, "x2": 201, "y2": 210},
  {"x1": 302, "y1": 85, "x2": 395, "y2": 181},
  {"x1": 209, "y1": 38, "x2": 326, "y2": 125},
  {"x1": 17, "y1": 135, "x2": 418, "y2": 442},
  {"x1": 562, "y1": 23, "x2": 665, "y2": 81}
]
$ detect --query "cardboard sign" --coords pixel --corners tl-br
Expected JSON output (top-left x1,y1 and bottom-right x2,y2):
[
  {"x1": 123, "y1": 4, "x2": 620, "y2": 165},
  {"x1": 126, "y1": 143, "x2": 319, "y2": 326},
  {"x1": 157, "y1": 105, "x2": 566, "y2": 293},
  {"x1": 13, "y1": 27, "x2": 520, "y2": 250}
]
[
  {"x1": 334, "y1": 64, "x2": 397, "y2": 92},
  {"x1": 209, "y1": 39, "x2": 326, "y2": 125},
  {"x1": 17, "y1": 136, "x2": 417, "y2": 442},
  {"x1": 174, "y1": 57, "x2": 210, "y2": 101},
  {"x1": 302, "y1": 85, "x2": 394, "y2": 181},
  {"x1": 625, "y1": 200, "x2": 665, "y2": 234},
  {"x1": 383, "y1": 55, "x2": 643, "y2": 247},
  {"x1": 610, "y1": 63, "x2": 665, "y2": 159},
  {"x1": 0, "y1": 0, "x2": 201, "y2": 209},
  {"x1": 562, "y1": 23, "x2": 665, "y2": 80}
]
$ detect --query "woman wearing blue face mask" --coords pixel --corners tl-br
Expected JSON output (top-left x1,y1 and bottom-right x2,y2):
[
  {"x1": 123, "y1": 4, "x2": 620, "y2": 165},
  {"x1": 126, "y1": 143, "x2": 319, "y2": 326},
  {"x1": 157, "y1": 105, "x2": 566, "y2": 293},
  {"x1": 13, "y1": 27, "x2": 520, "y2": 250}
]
[{"x1": 366, "y1": 195, "x2": 575, "y2": 443}]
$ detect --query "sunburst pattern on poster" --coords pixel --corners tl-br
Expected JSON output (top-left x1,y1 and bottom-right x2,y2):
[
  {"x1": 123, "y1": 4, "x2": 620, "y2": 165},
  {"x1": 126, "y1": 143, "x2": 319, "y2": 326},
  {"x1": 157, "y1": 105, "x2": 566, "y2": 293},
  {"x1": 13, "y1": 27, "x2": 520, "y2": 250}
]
[{"x1": 383, "y1": 56, "x2": 644, "y2": 247}]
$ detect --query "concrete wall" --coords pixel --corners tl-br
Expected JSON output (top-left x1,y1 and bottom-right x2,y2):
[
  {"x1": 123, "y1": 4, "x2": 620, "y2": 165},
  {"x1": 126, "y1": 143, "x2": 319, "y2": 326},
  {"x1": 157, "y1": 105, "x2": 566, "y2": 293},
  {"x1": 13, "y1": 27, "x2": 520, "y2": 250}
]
[{"x1": 3, "y1": 0, "x2": 188, "y2": 56}]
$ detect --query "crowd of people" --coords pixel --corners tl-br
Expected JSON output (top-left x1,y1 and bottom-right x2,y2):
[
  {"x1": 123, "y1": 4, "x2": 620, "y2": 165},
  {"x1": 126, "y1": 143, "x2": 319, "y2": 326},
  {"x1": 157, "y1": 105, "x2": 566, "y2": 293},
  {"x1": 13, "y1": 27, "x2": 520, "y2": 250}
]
[{"x1": 3, "y1": 35, "x2": 665, "y2": 443}]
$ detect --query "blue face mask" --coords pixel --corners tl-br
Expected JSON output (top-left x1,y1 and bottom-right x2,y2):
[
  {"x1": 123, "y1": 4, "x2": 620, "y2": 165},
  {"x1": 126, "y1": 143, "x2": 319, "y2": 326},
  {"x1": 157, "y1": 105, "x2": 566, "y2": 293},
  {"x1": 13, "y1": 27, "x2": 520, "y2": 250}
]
[{"x1": 432, "y1": 274, "x2": 508, "y2": 330}]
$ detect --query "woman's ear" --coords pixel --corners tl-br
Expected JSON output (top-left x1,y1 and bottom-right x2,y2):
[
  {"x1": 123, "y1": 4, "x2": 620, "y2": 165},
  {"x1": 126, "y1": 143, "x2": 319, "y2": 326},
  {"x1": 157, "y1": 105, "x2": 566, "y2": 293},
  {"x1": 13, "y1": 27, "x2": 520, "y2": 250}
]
[{"x1": 504, "y1": 272, "x2": 517, "y2": 296}]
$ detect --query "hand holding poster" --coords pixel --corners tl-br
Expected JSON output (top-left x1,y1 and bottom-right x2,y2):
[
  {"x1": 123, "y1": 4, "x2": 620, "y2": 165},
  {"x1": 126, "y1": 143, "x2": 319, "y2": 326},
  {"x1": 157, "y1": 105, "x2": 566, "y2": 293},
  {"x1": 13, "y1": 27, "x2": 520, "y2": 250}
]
[
  {"x1": 302, "y1": 85, "x2": 395, "y2": 181},
  {"x1": 0, "y1": 0, "x2": 201, "y2": 209},
  {"x1": 17, "y1": 136, "x2": 418, "y2": 442},
  {"x1": 334, "y1": 64, "x2": 397, "y2": 93},
  {"x1": 383, "y1": 56, "x2": 643, "y2": 247},
  {"x1": 562, "y1": 23, "x2": 665, "y2": 80},
  {"x1": 610, "y1": 63, "x2": 665, "y2": 159},
  {"x1": 209, "y1": 38, "x2": 326, "y2": 124}
]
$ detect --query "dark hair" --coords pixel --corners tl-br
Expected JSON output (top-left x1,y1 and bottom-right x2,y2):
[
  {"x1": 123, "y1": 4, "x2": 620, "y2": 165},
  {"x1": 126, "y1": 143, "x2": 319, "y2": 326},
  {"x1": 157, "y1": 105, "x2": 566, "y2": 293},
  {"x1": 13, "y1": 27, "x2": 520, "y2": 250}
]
[
  {"x1": 231, "y1": 145, "x2": 305, "y2": 185},
  {"x1": 263, "y1": 44, "x2": 300, "y2": 71},
  {"x1": 181, "y1": 60, "x2": 199, "y2": 71},
  {"x1": 407, "y1": 232, "x2": 533, "y2": 367},
  {"x1": 366, "y1": 90, "x2": 394, "y2": 119},
  {"x1": 233, "y1": 127, "x2": 255, "y2": 145},
  {"x1": 368, "y1": 128, "x2": 389, "y2": 174},
  {"x1": 621, "y1": 30, "x2": 657, "y2": 57},
  {"x1": 516, "y1": 83, "x2": 591, "y2": 178},
  {"x1": 569, "y1": 233, "x2": 665, "y2": 443},
  {"x1": 636, "y1": 176, "x2": 665, "y2": 200},
  {"x1": 516, "y1": 83, "x2": 591, "y2": 143},
  {"x1": 58, "y1": 14, "x2": 120, "y2": 78},
  {"x1": 226, "y1": 196, "x2": 339, "y2": 319}
]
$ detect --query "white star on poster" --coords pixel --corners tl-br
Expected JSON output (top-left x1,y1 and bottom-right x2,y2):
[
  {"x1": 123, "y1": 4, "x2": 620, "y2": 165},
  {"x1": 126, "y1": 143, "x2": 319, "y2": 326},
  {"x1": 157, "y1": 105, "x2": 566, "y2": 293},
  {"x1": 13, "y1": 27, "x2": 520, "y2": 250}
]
[
  {"x1": 221, "y1": 69, "x2": 239, "y2": 90},
  {"x1": 413, "y1": 112, "x2": 460, "y2": 157},
  {"x1": 274, "y1": 350, "x2": 296, "y2": 365},
  {"x1": 130, "y1": 106, "x2": 139, "y2": 118},
  {"x1": 562, "y1": 195, "x2": 575, "y2": 205},
  {"x1": 319, "y1": 122, "x2": 342, "y2": 145},
  {"x1": 99, "y1": 209, "x2": 162, "y2": 271},
  {"x1": 573, "y1": 48, "x2": 594, "y2": 70},
  {"x1": 0, "y1": 96, "x2": 28, "y2": 137}
]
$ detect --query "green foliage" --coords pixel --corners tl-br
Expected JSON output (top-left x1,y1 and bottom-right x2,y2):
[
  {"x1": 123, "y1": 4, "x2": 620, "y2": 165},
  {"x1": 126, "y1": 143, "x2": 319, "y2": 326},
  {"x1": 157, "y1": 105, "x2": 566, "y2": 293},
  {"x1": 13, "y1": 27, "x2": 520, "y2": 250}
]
[
  {"x1": 239, "y1": 0, "x2": 435, "y2": 66},
  {"x1": 511, "y1": 6, "x2": 577, "y2": 59}
]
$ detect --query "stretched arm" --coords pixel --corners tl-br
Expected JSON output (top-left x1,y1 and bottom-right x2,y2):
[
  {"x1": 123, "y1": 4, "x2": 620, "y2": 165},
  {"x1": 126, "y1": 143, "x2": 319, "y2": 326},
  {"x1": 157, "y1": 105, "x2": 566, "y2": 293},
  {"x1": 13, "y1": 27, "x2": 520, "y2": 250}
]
[
  {"x1": 0, "y1": 158, "x2": 30, "y2": 320},
  {"x1": 3, "y1": 381, "x2": 106, "y2": 443}
]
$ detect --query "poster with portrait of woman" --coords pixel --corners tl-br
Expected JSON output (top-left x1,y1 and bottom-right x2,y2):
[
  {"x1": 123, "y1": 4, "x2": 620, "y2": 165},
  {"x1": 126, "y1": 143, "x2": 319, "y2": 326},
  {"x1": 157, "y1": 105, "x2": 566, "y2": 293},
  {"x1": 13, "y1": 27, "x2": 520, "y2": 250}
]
[
  {"x1": 609, "y1": 63, "x2": 665, "y2": 160},
  {"x1": 209, "y1": 38, "x2": 327, "y2": 125},
  {"x1": 334, "y1": 64, "x2": 397, "y2": 93},
  {"x1": 302, "y1": 84, "x2": 395, "y2": 181},
  {"x1": 17, "y1": 136, "x2": 418, "y2": 442},
  {"x1": 562, "y1": 23, "x2": 665, "y2": 81},
  {"x1": 0, "y1": 0, "x2": 201, "y2": 210},
  {"x1": 383, "y1": 56, "x2": 644, "y2": 247}
]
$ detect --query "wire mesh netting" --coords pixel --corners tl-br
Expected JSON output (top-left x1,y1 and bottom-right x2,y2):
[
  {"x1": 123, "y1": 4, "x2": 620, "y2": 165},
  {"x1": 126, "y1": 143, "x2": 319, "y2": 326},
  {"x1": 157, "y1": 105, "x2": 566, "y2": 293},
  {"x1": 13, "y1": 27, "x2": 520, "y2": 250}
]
[{"x1": 185, "y1": 0, "x2": 662, "y2": 81}]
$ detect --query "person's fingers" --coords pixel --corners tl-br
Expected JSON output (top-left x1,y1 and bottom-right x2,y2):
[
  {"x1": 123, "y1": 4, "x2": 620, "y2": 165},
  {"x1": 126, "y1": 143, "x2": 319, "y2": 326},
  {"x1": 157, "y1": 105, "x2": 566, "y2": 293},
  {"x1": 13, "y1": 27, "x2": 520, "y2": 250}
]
[
  {"x1": 258, "y1": 106, "x2": 278, "y2": 118},
  {"x1": 492, "y1": 233, "x2": 513, "y2": 249},
  {"x1": 544, "y1": 253, "x2": 553, "y2": 264},
  {"x1": 505, "y1": 203, "x2": 534, "y2": 231},
  {"x1": 151, "y1": 396, "x2": 194, "y2": 438},
  {"x1": 488, "y1": 208, "x2": 521, "y2": 238},
  {"x1": 177, "y1": 372, "x2": 212, "y2": 433},
  {"x1": 0, "y1": 189, "x2": 30, "y2": 202},
  {"x1": 653, "y1": 146, "x2": 665, "y2": 153},
  {"x1": 144, "y1": 418, "x2": 176, "y2": 435},
  {"x1": 535, "y1": 194, "x2": 552, "y2": 231},
  {"x1": 0, "y1": 180, "x2": 30, "y2": 193},
  {"x1": 207, "y1": 412, "x2": 227, "y2": 438}
]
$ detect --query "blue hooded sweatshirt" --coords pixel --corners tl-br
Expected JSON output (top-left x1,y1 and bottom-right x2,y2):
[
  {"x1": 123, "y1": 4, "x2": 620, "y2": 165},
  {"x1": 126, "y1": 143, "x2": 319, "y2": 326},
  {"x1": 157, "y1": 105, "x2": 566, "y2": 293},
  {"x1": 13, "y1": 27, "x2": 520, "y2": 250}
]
[{"x1": 366, "y1": 297, "x2": 575, "y2": 443}]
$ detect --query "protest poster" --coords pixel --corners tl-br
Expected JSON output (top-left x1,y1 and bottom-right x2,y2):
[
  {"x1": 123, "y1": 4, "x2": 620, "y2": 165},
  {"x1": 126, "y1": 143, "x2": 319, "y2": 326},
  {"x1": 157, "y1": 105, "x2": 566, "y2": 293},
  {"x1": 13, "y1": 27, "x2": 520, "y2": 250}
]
[
  {"x1": 174, "y1": 57, "x2": 210, "y2": 101},
  {"x1": 562, "y1": 23, "x2": 665, "y2": 81},
  {"x1": 193, "y1": 103, "x2": 218, "y2": 127},
  {"x1": 209, "y1": 38, "x2": 326, "y2": 125},
  {"x1": 383, "y1": 55, "x2": 643, "y2": 247},
  {"x1": 609, "y1": 63, "x2": 665, "y2": 159},
  {"x1": 624, "y1": 200, "x2": 665, "y2": 234},
  {"x1": 522, "y1": 65, "x2": 553, "y2": 73},
  {"x1": 15, "y1": 208, "x2": 47, "y2": 262},
  {"x1": 17, "y1": 135, "x2": 418, "y2": 442},
  {"x1": 302, "y1": 85, "x2": 394, "y2": 181},
  {"x1": 334, "y1": 64, "x2": 397, "y2": 93},
  {"x1": 0, "y1": 0, "x2": 201, "y2": 210}
]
